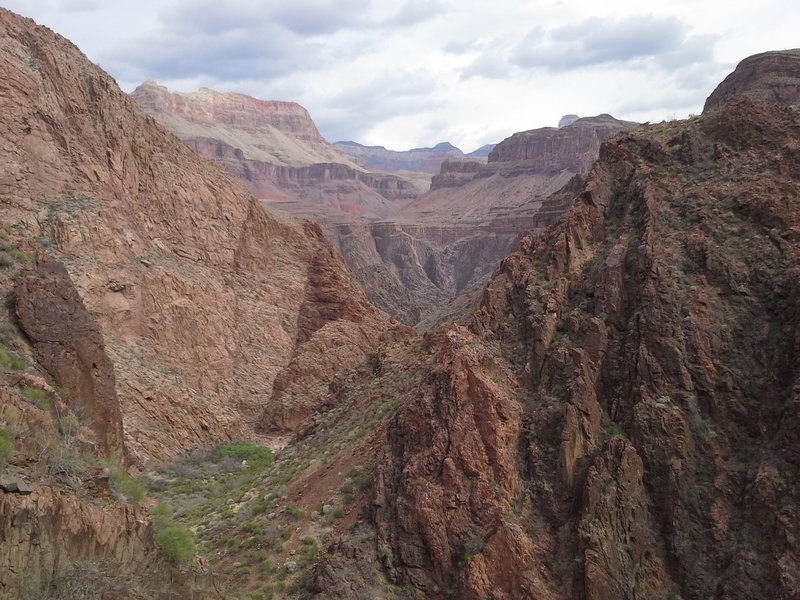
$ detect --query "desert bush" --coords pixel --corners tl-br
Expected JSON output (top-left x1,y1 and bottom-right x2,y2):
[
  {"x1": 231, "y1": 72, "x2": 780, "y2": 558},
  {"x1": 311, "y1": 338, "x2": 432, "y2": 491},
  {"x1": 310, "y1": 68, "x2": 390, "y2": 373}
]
[
  {"x1": 0, "y1": 428, "x2": 13, "y2": 465},
  {"x1": 156, "y1": 524, "x2": 196, "y2": 566},
  {"x1": 214, "y1": 442, "x2": 273, "y2": 470},
  {"x1": 21, "y1": 387, "x2": 50, "y2": 410},
  {"x1": 0, "y1": 345, "x2": 25, "y2": 370},
  {"x1": 109, "y1": 463, "x2": 146, "y2": 503}
]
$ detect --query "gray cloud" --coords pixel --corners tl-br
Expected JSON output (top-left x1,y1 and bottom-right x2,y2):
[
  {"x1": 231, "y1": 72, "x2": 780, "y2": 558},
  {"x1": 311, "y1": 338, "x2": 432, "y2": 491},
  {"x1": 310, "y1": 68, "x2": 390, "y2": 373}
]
[
  {"x1": 384, "y1": 0, "x2": 448, "y2": 27},
  {"x1": 162, "y1": 0, "x2": 371, "y2": 37},
  {"x1": 460, "y1": 48, "x2": 512, "y2": 80},
  {"x1": 512, "y1": 15, "x2": 711, "y2": 71},
  {"x1": 313, "y1": 72, "x2": 443, "y2": 142}
]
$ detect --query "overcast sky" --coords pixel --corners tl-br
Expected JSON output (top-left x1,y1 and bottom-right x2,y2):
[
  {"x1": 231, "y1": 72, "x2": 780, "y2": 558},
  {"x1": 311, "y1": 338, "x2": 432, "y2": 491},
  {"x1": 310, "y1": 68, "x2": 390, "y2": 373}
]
[{"x1": 4, "y1": 1, "x2": 799, "y2": 151}]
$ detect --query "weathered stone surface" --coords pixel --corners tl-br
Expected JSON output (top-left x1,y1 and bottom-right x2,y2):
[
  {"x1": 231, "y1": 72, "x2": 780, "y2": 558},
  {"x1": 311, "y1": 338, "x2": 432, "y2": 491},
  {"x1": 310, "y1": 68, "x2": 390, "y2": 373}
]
[
  {"x1": 0, "y1": 8, "x2": 390, "y2": 467},
  {"x1": 15, "y1": 257, "x2": 123, "y2": 456},
  {"x1": 314, "y1": 53, "x2": 800, "y2": 600},
  {"x1": 703, "y1": 48, "x2": 800, "y2": 111},
  {"x1": 0, "y1": 476, "x2": 32, "y2": 494},
  {"x1": 131, "y1": 81, "x2": 419, "y2": 219}
]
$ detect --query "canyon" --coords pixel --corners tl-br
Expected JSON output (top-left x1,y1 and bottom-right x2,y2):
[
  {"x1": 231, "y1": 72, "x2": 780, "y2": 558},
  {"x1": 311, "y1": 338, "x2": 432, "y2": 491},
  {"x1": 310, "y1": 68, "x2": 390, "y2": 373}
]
[
  {"x1": 133, "y1": 84, "x2": 635, "y2": 325},
  {"x1": 0, "y1": 5, "x2": 798, "y2": 600}
]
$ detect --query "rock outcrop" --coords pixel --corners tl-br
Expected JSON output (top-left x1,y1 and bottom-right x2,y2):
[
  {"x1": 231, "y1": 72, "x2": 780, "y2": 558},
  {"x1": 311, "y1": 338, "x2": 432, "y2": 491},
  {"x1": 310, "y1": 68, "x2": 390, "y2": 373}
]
[
  {"x1": 486, "y1": 114, "x2": 637, "y2": 171},
  {"x1": 312, "y1": 53, "x2": 800, "y2": 600},
  {"x1": 0, "y1": 8, "x2": 393, "y2": 469},
  {"x1": 703, "y1": 49, "x2": 800, "y2": 111}
]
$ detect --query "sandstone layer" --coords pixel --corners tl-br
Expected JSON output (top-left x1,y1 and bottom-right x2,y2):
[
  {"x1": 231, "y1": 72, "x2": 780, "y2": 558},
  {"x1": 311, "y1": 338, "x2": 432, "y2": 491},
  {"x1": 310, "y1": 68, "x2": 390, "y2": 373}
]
[
  {"x1": 310, "y1": 56, "x2": 800, "y2": 600},
  {"x1": 704, "y1": 49, "x2": 800, "y2": 111},
  {"x1": 132, "y1": 81, "x2": 419, "y2": 220}
]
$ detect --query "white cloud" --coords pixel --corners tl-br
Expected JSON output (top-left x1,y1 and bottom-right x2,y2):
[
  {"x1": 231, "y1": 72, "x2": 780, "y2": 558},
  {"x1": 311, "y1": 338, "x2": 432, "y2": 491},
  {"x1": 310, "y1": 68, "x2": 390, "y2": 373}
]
[{"x1": 3, "y1": 0, "x2": 800, "y2": 150}]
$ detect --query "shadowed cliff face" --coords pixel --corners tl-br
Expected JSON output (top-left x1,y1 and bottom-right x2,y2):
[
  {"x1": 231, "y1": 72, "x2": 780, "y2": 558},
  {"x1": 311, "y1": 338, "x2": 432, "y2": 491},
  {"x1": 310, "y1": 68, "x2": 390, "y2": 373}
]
[{"x1": 310, "y1": 66, "x2": 800, "y2": 600}]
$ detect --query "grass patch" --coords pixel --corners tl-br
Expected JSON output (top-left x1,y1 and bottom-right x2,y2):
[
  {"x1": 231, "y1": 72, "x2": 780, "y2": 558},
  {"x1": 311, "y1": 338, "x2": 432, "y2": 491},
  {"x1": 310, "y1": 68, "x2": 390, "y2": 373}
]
[
  {"x1": 214, "y1": 442, "x2": 274, "y2": 470},
  {"x1": 0, "y1": 428, "x2": 14, "y2": 466},
  {"x1": 109, "y1": 463, "x2": 146, "y2": 503},
  {"x1": 21, "y1": 387, "x2": 50, "y2": 410},
  {"x1": 0, "y1": 345, "x2": 25, "y2": 371}
]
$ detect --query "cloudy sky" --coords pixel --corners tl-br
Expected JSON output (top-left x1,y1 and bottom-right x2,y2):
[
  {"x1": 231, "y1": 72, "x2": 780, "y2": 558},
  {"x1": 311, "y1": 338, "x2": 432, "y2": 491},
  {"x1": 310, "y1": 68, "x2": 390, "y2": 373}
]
[{"x1": 4, "y1": 0, "x2": 798, "y2": 151}]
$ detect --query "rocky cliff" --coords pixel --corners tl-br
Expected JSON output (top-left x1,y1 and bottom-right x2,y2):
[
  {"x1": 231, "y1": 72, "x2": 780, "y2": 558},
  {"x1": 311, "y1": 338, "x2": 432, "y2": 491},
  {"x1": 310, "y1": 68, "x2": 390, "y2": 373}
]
[
  {"x1": 131, "y1": 81, "x2": 419, "y2": 220},
  {"x1": 0, "y1": 8, "x2": 403, "y2": 466},
  {"x1": 309, "y1": 52, "x2": 800, "y2": 600},
  {"x1": 328, "y1": 116, "x2": 635, "y2": 325},
  {"x1": 703, "y1": 49, "x2": 800, "y2": 111}
]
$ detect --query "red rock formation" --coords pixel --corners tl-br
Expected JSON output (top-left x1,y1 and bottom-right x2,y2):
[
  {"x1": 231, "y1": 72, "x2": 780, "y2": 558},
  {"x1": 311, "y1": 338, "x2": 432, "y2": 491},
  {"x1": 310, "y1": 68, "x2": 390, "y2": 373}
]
[
  {"x1": 14, "y1": 258, "x2": 123, "y2": 457},
  {"x1": 313, "y1": 55, "x2": 800, "y2": 600},
  {"x1": 487, "y1": 114, "x2": 636, "y2": 171},
  {"x1": 326, "y1": 116, "x2": 634, "y2": 325},
  {"x1": 703, "y1": 49, "x2": 800, "y2": 111},
  {"x1": 0, "y1": 8, "x2": 392, "y2": 468},
  {"x1": 131, "y1": 82, "x2": 419, "y2": 220}
]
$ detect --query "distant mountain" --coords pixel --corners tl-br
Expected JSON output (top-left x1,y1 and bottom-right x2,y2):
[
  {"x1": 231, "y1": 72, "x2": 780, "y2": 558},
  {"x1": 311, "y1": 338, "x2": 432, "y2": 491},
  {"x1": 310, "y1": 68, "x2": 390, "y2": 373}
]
[
  {"x1": 131, "y1": 81, "x2": 420, "y2": 220},
  {"x1": 466, "y1": 143, "x2": 496, "y2": 157},
  {"x1": 334, "y1": 140, "x2": 468, "y2": 174}
]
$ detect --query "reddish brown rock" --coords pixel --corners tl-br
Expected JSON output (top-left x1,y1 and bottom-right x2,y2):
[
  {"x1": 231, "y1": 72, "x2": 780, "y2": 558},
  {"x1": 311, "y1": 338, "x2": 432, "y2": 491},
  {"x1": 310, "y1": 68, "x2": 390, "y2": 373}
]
[
  {"x1": 703, "y1": 48, "x2": 800, "y2": 111},
  {"x1": 131, "y1": 81, "x2": 419, "y2": 220},
  {"x1": 0, "y1": 8, "x2": 390, "y2": 467},
  {"x1": 14, "y1": 257, "x2": 123, "y2": 457},
  {"x1": 314, "y1": 55, "x2": 800, "y2": 600}
]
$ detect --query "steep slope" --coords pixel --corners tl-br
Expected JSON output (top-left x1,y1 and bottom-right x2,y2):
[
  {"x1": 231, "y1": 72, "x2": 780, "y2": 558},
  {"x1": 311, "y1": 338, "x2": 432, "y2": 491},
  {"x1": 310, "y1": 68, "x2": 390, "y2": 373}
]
[
  {"x1": 704, "y1": 48, "x2": 800, "y2": 111},
  {"x1": 327, "y1": 115, "x2": 635, "y2": 325},
  {"x1": 308, "y1": 52, "x2": 800, "y2": 600},
  {"x1": 132, "y1": 81, "x2": 419, "y2": 220},
  {"x1": 0, "y1": 8, "x2": 398, "y2": 471}
]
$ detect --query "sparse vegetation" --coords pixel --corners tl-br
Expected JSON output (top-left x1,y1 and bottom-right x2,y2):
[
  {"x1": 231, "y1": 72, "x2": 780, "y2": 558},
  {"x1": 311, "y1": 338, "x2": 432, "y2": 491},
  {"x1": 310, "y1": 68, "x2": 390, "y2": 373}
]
[
  {"x1": 0, "y1": 345, "x2": 25, "y2": 371},
  {"x1": 214, "y1": 442, "x2": 274, "y2": 469},
  {"x1": 0, "y1": 428, "x2": 14, "y2": 466},
  {"x1": 156, "y1": 524, "x2": 196, "y2": 566},
  {"x1": 21, "y1": 387, "x2": 50, "y2": 411},
  {"x1": 109, "y1": 463, "x2": 146, "y2": 503}
]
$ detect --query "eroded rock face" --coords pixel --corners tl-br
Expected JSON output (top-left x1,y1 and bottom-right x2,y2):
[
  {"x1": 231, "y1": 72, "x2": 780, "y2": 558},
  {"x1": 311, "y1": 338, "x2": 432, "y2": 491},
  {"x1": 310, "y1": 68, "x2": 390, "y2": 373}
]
[
  {"x1": 329, "y1": 117, "x2": 635, "y2": 325},
  {"x1": 313, "y1": 62, "x2": 800, "y2": 600},
  {"x1": 487, "y1": 114, "x2": 636, "y2": 171},
  {"x1": 131, "y1": 81, "x2": 418, "y2": 220},
  {"x1": 0, "y1": 8, "x2": 390, "y2": 466},
  {"x1": 14, "y1": 258, "x2": 123, "y2": 457},
  {"x1": 703, "y1": 48, "x2": 800, "y2": 111}
]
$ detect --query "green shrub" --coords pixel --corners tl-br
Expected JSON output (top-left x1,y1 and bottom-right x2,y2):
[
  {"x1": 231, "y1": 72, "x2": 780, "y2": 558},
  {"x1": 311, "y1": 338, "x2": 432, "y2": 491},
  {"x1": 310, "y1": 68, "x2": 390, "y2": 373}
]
[
  {"x1": 55, "y1": 415, "x2": 80, "y2": 438},
  {"x1": 156, "y1": 525, "x2": 196, "y2": 566},
  {"x1": 21, "y1": 387, "x2": 50, "y2": 410},
  {"x1": 285, "y1": 502, "x2": 303, "y2": 518},
  {"x1": 0, "y1": 428, "x2": 14, "y2": 465},
  {"x1": 8, "y1": 248, "x2": 27, "y2": 262},
  {"x1": 0, "y1": 346, "x2": 25, "y2": 371},
  {"x1": 214, "y1": 442, "x2": 273, "y2": 469},
  {"x1": 109, "y1": 464, "x2": 146, "y2": 503}
]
